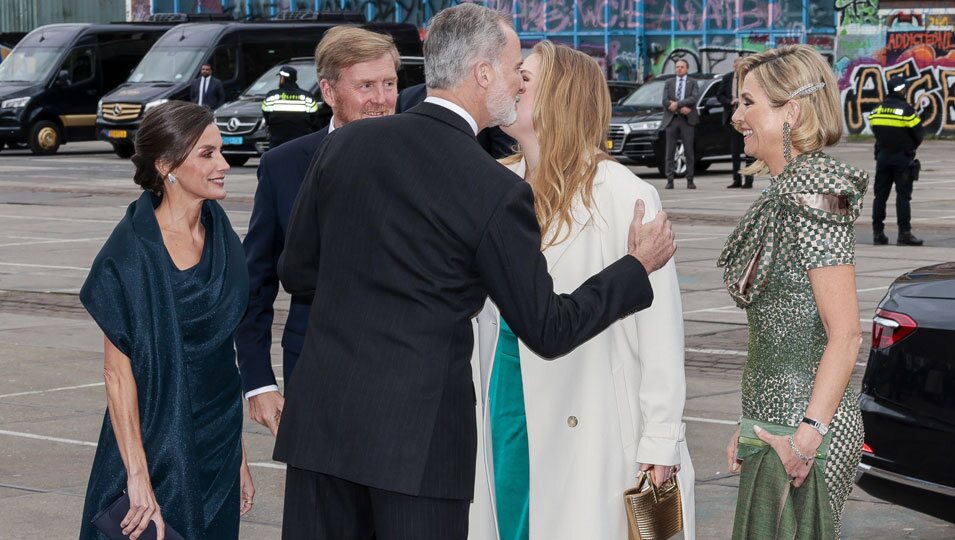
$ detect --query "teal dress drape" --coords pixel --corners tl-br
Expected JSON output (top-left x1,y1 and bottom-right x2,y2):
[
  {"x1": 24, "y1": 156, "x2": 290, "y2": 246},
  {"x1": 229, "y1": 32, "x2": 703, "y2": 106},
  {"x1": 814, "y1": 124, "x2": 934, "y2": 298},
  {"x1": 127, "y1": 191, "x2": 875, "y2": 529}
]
[
  {"x1": 78, "y1": 192, "x2": 248, "y2": 539},
  {"x1": 489, "y1": 318, "x2": 530, "y2": 540}
]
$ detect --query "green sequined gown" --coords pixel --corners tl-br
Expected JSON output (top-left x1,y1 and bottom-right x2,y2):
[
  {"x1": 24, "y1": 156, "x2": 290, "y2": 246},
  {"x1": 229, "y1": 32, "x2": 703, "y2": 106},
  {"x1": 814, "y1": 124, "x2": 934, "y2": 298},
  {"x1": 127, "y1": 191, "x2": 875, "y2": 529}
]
[{"x1": 718, "y1": 153, "x2": 868, "y2": 538}]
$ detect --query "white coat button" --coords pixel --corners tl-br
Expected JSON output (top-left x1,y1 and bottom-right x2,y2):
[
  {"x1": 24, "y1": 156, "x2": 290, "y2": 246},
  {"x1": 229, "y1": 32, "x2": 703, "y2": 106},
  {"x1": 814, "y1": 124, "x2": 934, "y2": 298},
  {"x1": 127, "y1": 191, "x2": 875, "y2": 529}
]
[{"x1": 567, "y1": 416, "x2": 578, "y2": 428}]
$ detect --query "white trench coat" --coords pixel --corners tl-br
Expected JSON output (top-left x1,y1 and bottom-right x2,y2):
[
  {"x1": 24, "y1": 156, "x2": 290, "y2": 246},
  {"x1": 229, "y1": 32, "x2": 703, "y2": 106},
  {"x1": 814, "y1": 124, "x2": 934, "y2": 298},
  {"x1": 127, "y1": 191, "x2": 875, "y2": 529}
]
[{"x1": 469, "y1": 159, "x2": 695, "y2": 540}]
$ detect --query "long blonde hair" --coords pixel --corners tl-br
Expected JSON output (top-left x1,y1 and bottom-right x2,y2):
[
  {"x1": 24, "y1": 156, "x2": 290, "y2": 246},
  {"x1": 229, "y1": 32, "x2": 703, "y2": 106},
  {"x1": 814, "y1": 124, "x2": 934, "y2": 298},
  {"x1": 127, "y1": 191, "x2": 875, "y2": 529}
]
[
  {"x1": 503, "y1": 41, "x2": 611, "y2": 247},
  {"x1": 736, "y1": 45, "x2": 842, "y2": 176}
]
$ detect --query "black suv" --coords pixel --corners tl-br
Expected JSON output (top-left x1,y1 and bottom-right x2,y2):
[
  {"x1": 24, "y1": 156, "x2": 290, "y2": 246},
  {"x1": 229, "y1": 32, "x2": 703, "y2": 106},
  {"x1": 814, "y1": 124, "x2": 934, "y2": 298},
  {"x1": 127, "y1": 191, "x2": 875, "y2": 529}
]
[
  {"x1": 214, "y1": 55, "x2": 424, "y2": 166},
  {"x1": 608, "y1": 73, "x2": 739, "y2": 177}
]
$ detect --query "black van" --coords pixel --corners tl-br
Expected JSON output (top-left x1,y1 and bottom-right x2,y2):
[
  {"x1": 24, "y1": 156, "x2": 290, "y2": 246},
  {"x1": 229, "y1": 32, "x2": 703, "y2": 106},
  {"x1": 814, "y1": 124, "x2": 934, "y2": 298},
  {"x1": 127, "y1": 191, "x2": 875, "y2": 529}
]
[
  {"x1": 97, "y1": 20, "x2": 423, "y2": 158},
  {"x1": 0, "y1": 23, "x2": 174, "y2": 155}
]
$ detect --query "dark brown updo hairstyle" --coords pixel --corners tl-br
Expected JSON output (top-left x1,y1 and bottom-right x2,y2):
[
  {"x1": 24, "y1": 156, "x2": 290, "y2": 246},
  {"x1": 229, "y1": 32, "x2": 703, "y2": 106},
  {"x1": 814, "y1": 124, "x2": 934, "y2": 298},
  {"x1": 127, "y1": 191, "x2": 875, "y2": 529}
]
[{"x1": 131, "y1": 101, "x2": 214, "y2": 197}]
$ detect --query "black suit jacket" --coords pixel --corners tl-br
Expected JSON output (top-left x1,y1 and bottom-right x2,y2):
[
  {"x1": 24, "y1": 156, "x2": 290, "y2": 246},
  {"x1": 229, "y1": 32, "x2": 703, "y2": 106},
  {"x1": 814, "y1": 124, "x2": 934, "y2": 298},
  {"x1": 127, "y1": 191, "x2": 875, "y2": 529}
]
[
  {"x1": 190, "y1": 76, "x2": 225, "y2": 110},
  {"x1": 234, "y1": 128, "x2": 329, "y2": 393},
  {"x1": 717, "y1": 71, "x2": 736, "y2": 126},
  {"x1": 396, "y1": 83, "x2": 516, "y2": 159},
  {"x1": 662, "y1": 76, "x2": 700, "y2": 126},
  {"x1": 273, "y1": 103, "x2": 654, "y2": 500}
]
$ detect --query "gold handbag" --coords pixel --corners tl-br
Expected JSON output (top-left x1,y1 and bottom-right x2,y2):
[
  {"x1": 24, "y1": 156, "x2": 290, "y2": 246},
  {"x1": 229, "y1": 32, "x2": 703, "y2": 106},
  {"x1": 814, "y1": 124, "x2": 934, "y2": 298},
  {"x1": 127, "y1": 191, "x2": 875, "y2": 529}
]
[{"x1": 623, "y1": 471, "x2": 684, "y2": 540}]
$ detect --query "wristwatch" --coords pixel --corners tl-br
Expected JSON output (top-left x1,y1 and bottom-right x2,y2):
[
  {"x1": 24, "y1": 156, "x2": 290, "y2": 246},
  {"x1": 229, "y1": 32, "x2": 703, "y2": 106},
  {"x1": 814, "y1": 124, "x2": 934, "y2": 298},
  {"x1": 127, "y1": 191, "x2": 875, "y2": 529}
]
[{"x1": 801, "y1": 416, "x2": 829, "y2": 436}]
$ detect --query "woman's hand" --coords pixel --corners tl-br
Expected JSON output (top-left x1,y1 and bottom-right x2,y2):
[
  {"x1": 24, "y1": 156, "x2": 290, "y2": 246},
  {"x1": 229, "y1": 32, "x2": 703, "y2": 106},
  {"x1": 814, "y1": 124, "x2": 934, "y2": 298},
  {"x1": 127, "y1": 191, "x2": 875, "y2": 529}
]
[
  {"x1": 726, "y1": 425, "x2": 742, "y2": 473},
  {"x1": 123, "y1": 472, "x2": 165, "y2": 540},
  {"x1": 240, "y1": 461, "x2": 255, "y2": 516},
  {"x1": 753, "y1": 424, "x2": 822, "y2": 488},
  {"x1": 239, "y1": 440, "x2": 255, "y2": 516},
  {"x1": 640, "y1": 463, "x2": 680, "y2": 487}
]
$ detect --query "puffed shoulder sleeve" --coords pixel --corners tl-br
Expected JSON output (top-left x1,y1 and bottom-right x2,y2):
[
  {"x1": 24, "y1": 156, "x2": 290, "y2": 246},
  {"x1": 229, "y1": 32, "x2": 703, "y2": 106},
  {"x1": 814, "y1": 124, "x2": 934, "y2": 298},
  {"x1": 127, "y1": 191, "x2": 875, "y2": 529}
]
[
  {"x1": 788, "y1": 195, "x2": 857, "y2": 271},
  {"x1": 80, "y1": 257, "x2": 133, "y2": 358}
]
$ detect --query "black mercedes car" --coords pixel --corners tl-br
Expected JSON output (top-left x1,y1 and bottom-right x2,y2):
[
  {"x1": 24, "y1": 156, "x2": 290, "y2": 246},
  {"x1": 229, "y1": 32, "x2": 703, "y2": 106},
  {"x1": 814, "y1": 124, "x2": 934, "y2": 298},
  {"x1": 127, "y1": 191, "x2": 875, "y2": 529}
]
[
  {"x1": 607, "y1": 73, "x2": 739, "y2": 177},
  {"x1": 857, "y1": 262, "x2": 955, "y2": 499}
]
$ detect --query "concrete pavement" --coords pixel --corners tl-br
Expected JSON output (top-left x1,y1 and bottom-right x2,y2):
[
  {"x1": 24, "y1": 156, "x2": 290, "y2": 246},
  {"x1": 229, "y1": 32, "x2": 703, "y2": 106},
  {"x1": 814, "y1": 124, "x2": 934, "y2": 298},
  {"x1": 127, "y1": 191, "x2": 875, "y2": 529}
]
[{"x1": 0, "y1": 138, "x2": 952, "y2": 537}]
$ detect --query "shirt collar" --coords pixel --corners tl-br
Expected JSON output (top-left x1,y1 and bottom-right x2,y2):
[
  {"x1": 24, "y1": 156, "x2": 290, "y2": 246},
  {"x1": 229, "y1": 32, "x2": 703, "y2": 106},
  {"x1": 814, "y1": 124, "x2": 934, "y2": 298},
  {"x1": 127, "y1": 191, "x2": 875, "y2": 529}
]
[
  {"x1": 423, "y1": 96, "x2": 479, "y2": 135},
  {"x1": 328, "y1": 115, "x2": 337, "y2": 133}
]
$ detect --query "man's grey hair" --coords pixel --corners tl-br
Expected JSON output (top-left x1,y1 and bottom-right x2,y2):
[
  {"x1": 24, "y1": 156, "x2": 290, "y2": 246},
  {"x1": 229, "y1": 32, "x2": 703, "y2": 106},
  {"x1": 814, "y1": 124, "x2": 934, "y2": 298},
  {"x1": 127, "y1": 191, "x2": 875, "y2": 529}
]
[{"x1": 424, "y1": 4, "x2": 512, "y2": 90}]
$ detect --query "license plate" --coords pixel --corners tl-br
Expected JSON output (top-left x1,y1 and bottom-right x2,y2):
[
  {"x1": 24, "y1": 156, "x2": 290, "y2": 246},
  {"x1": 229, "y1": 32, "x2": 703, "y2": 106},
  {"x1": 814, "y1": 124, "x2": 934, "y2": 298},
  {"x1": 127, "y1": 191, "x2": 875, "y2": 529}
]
[
  {"x1": 108, "y1": 130, "x2": 127, "y2": 139},
  {"x1": 606, "y1": 139, "x2": 613, "y2": 150},
  {"x1": 222, "y1": 136, "x2": 243, "y2": 146}
]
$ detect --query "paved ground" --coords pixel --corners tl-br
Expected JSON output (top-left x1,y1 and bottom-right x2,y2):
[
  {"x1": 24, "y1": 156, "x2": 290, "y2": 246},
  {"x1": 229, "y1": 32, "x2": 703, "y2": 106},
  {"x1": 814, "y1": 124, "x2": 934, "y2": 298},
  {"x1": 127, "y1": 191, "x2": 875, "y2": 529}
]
[{"x1": 0, "y1": 139, "x2": 952, "y2": 538}]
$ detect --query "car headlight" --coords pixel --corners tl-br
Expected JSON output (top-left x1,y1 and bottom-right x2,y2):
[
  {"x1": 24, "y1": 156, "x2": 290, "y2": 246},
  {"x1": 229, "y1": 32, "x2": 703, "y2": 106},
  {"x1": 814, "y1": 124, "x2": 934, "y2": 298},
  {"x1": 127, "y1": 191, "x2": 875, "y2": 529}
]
[
  {"x1": 628, "y1": 120, "x2": 661, "y2": 131},
  {"x1": 1, "y1": 96, "x2": 31, "y2": 109},
  {"x1": 144, "y1": 98, "x2": 169, "y2": 111}
]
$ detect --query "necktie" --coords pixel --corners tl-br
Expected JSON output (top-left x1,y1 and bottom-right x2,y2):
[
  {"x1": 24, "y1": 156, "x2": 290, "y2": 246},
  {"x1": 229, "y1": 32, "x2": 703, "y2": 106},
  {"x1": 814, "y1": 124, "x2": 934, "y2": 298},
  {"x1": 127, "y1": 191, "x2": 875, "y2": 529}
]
[
  {"x1": 199, "y1": 77, "x2": 208, "y2": 106},
  {"x1": 677, "y1": 77, "x2": 684, "y2": 101}
]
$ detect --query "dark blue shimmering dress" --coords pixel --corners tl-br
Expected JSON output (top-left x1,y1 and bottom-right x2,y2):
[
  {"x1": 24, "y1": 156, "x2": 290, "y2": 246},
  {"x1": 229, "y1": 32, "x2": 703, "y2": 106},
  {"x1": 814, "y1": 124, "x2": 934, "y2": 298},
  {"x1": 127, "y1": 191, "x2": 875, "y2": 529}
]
[{"x1": 78, "y1": 192, "x2": 248, "y2": 539}]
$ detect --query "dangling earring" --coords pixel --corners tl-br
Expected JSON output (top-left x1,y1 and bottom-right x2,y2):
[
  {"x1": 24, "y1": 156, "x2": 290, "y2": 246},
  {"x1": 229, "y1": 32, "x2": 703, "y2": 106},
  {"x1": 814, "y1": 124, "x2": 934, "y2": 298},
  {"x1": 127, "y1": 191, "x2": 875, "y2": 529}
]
[
  {"x1": 782, "y1": 122, "x2": 792, "y2": 162},
  {"x1": 167, "y1": 173, "x2": 177, "y2": 184}
]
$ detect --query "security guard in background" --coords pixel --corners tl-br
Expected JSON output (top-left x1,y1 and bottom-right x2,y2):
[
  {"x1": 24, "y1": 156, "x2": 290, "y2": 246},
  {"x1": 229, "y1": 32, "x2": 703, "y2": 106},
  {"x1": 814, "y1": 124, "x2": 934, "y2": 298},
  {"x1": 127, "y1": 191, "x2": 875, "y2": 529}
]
[
  {"x1": 261, "y1": 66, "x2": 319, "y2": 149},
  {"x1": 869, "y1": 75, "x2": 924, "y2": 246}
]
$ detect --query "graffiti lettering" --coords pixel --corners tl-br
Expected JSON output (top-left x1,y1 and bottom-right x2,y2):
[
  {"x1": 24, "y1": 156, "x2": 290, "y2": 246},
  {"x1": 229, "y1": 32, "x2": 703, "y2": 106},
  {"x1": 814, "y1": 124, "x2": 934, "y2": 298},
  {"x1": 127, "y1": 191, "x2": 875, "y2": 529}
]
[
  {"x1": 835, "y1": 0, "x2": 880, "y2": 27},
  {"x1": 887, "y1": 31, "x2": 953, "y2": 53},
  {"x1": 843, "y1": 59, "x2": 955, "y2": 136}
]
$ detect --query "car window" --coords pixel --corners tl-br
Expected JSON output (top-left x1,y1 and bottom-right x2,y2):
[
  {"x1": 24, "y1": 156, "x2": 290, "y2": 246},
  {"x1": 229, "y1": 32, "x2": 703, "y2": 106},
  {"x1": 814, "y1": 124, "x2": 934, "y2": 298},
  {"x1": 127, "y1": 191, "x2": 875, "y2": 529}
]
[
  {"x1": 62, "y1": 47, "x2": 95, "y2": 85},
  {"x1": 242, "y1": 62, "x2": 317, "y2": 98},
  {"x1": 621, "y1": 80, "x2": 664, "y2": 108},
  {"x1": 700, "y1": 80, "x2": 721, "y2": 103}
]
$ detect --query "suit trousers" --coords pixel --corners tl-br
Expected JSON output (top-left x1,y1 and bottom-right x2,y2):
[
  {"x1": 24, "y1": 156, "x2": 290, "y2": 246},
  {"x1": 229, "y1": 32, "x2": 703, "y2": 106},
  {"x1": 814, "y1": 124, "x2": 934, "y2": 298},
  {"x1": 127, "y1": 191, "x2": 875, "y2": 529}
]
[
  {"x1": 872, "y1": 152, "x2": 915, "y2": 234},
  {"x1": 282, "y1": 466, "x2": 469, "y2": 540},
  {"x1": 665, "y1": 116, "x2": 695, "y2": 181},
  {"x1": 729, "y1": 130, "x2": 754, "y2": 183}
]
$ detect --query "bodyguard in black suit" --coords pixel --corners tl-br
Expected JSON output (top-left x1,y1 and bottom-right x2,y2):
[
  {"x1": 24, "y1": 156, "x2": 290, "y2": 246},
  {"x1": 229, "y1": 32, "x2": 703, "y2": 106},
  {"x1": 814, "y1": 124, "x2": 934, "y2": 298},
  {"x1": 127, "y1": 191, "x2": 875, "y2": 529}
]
[
  {"x1": 662, "y1": 58, "x2": 700, "y2": 189},
  {"x1": 189, "y1": 63, "x2": 225, "y2": 110},
  {"x1": 717, "y1": 58, "x2": 754, "y2": 188},
  {"x1": 235, "y1": 26, "x2": 402, "y2": 435},
  {"x1": 274, "y1": 5, "x2": 677, "y2": 539}
]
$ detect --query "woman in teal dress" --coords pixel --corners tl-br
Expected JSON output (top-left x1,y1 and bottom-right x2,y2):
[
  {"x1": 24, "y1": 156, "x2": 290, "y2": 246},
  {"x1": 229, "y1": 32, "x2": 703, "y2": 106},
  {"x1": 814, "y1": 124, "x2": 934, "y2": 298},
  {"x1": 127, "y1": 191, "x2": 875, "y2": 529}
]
[
  {"x1": 79, "y1": 102, "x2": 254, "y2": 539},
  {"x1": 718, "y1": 45, "x2": 867, "y2": 538}
]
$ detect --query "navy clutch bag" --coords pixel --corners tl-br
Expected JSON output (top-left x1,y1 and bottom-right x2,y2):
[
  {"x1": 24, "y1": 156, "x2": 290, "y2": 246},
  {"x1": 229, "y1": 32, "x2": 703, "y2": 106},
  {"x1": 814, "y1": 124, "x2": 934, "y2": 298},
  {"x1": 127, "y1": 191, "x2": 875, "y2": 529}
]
[{"x1": 91, "y1": 492, "x2": 185, "y2": 540}]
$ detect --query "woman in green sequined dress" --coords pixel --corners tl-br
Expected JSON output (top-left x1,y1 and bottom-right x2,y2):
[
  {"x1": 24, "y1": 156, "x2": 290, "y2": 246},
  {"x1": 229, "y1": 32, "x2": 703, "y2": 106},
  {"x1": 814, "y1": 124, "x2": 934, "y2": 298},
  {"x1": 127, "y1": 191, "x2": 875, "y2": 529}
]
[{"x1": 717, "y1": 45, "x2": 868, "y2": 539}]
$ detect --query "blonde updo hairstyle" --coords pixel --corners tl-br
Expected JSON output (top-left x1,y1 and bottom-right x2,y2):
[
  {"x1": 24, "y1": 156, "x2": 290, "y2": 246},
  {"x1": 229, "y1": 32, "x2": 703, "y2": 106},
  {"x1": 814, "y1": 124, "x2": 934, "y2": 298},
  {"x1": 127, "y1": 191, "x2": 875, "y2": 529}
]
[{"x1": 736, "y1": 45, "x2": 842, "y2": 176}]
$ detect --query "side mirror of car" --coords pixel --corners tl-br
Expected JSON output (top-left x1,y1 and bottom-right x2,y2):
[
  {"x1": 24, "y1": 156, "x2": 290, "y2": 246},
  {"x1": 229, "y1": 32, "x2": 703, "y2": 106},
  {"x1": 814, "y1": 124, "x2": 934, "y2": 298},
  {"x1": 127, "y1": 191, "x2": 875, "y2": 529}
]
[
  {"x1": 702, "y1": 96, "x2": 721, "y2": 109},
  {"x1": 56, "y1": 69, "x2": 70, "y2": 87}
]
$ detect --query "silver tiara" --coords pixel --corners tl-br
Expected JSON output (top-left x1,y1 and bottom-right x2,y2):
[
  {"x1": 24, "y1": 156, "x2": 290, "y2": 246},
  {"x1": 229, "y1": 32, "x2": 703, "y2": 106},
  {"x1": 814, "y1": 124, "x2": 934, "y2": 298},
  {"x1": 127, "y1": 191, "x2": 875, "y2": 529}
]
[{"x1": 788, "y1": 82, "x2": 826, "y2": 99}]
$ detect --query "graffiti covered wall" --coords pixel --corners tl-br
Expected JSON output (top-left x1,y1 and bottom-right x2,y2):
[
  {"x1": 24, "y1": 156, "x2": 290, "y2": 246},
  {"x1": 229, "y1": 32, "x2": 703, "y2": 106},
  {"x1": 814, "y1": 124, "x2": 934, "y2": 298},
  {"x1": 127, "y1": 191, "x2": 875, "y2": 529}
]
[{"x1": 837, "y1": 5, "x2": 955, "y2": 136}]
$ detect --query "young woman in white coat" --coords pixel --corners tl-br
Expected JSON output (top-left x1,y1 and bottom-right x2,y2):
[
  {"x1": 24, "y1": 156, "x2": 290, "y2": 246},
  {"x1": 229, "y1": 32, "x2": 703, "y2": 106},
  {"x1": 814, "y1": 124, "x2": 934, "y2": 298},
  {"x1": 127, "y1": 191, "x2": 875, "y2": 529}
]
[{"x1": 468, "y1": 41, "x2": 695, "y2": 540}]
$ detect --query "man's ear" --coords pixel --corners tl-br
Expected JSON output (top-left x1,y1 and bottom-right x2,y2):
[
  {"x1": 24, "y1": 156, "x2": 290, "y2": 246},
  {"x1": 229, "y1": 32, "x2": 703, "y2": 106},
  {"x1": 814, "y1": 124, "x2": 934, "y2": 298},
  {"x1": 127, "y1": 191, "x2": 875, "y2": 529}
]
[
  {"x1": 474, "y1": 61, "x2": 493, "y2": 90},
  {"x1": 319, "y1": 79, "x2": 336, "y2": 108}
]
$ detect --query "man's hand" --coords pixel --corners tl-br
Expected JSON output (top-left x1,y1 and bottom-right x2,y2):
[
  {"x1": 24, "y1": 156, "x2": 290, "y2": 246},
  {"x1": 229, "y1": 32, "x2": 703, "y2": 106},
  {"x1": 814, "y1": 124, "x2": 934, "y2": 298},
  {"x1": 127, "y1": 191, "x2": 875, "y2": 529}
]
[
  {"x1": 679, "y1": 106, "x2": 692, "y2": 116},
  {"x1": 249, "y1": 391, "x2": 284, "y2": 436},
  {"x1": 628, "y1": 199, "x2": 676, "y2": 274},
  {"x1": 667, "y1": 101, "x2": 677, "y2": 112}
]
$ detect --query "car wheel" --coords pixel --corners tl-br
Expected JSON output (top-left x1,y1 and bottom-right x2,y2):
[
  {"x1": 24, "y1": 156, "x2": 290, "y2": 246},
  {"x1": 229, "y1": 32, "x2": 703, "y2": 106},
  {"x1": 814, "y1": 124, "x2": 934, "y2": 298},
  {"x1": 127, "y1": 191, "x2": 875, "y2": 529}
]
[
  {"x1": 27, "y1": 121, "x2": 61, "y2": 155},
  {"x1": 655, "y1": 142, "x2": 688, "y2": 178},
  {"x1": 225, "y1": 155, "x2": 250, "y2": 167},
  {"x1": 112, "y1": 143, "x2": 135, "y2": 159}
]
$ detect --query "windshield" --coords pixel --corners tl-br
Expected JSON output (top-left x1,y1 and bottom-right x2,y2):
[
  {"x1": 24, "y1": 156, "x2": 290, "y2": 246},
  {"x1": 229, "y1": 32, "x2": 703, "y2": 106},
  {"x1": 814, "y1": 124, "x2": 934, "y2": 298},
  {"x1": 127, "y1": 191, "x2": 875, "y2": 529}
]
[
  {"x1": 621, "y1": 80, "x2": 666, "y2": 108},
  {"x1": 0, "y1": 47, "x2": 61, "y2": 83},
  {"x1": 128, "y1": 47, "x2": 205, "y2": 84},
  {"x1": 242, "y1": 64, "x2": 318, "y2": 98}
]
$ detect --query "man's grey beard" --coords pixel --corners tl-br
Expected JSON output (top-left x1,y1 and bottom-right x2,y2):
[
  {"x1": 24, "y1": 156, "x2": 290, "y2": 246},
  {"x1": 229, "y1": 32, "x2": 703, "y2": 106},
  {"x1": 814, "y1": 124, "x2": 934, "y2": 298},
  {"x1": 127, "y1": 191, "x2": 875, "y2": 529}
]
[{"x1": 486, "y1": 85, "x2": 518, "y2": 128}]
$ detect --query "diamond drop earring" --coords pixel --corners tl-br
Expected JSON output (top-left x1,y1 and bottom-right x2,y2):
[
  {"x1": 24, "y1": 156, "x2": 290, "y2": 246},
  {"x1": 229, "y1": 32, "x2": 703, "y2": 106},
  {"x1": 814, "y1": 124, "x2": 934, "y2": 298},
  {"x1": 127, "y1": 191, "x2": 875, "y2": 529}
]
[
  {"x1": 167, "y1": 173, "x2": 177, "y2": 184},
  {"x1": 782, "y1": 121, "x2": 792, "y2": 162}
]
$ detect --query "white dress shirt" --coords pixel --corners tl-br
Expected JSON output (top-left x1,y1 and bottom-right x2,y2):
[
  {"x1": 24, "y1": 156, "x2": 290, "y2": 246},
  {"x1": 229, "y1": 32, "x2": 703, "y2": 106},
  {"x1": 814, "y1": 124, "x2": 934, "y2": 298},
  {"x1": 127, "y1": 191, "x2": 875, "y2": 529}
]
[{"x1": 423, "y1": 96, "x2": 479, "y2": 135}]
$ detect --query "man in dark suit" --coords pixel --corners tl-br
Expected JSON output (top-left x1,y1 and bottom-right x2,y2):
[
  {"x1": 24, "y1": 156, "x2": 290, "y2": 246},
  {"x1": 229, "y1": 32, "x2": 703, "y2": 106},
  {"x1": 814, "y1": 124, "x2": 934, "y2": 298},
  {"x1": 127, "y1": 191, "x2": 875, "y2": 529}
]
[
  {"x1": 717, "y1": 57, "x2": 754, "y2": 188},
  {"x1": 189, "y1": 63, "x2": 225, "y2": 110},
  {"x1": 274, "y1": 4, "x2": 677, "y2": 538},
  {"x1": 397, "y1": 82, "x2": 516, "y2": 158},
  {"x1": 662, "y1": 58, "x2": 700, "y2": 189},
  {"x1": 235, "y1": 26, "x2": 401, "y2": 435}
]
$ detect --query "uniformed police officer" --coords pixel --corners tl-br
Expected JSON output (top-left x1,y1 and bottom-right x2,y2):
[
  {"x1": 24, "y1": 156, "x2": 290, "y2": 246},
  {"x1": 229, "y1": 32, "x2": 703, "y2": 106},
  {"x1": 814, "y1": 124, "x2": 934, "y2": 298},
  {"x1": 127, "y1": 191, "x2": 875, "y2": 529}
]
[
  {"x1": 870, "y1": 75, "x2": 924, "y2": 246},
  {"x1": 261, "y1": 66, "x2": 319, "y2": 149}
]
